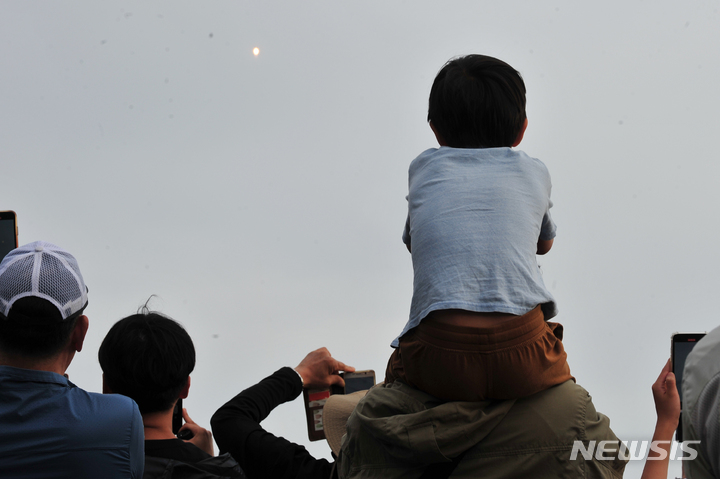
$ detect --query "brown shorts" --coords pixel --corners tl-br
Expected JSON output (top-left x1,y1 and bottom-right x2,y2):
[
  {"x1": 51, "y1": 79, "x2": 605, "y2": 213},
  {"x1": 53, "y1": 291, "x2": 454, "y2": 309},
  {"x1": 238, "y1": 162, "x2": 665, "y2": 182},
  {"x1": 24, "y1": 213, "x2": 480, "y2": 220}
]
[{"x1": 384, "y1": 305, "x2": 573, "y2": 401}]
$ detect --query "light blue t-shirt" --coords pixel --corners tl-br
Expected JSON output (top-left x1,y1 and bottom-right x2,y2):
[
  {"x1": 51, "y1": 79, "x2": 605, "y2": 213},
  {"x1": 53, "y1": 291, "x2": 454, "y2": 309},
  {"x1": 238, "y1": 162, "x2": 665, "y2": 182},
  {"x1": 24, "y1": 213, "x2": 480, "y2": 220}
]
[
  {"x1": 393, "y1": 147, "x2": 557, "y2": 347},
  {"x1": 0, "y1": 365, "x2": 144, "y2": 478}
]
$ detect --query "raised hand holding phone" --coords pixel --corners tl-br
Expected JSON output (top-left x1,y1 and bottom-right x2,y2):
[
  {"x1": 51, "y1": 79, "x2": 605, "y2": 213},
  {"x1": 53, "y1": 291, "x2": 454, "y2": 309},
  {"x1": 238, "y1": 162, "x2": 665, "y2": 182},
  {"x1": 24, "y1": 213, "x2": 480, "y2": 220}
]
[
  {"x1": 640, "y1": 360, "x2": 681, "y2": 479},
  {"x1": 178, "y1": 408, "x2": 214, "y2": 456},
  {"x1": 295, "y1": 347, "x2": 354, "y2": 389},
  {"x1": 296, "y1": 348, "x2": 370, "y2": 442}
]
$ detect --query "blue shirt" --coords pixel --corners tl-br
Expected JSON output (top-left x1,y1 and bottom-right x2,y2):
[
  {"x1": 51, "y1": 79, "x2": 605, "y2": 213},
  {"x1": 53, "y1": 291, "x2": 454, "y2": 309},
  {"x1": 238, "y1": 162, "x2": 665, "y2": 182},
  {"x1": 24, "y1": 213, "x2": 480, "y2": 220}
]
[
  {"x1": 0, "y1": 365, "x2": 144, "y2": 478},
  {"x1": 395, "y1": 147, "x2": 557, "y2": 347}
]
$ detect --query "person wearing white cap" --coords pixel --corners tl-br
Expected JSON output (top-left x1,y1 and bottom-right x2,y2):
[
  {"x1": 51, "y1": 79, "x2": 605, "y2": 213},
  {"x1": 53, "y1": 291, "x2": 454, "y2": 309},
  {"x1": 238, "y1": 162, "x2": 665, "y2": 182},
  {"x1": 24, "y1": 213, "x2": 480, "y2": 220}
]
[{"x1": 0, "y1": 241, "x2": 144, "y2": 478}]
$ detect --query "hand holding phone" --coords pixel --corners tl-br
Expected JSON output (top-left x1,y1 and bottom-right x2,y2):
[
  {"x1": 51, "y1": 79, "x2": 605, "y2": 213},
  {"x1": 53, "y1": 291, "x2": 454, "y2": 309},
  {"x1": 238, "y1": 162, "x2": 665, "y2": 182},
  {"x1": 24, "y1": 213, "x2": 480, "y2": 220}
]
[
  {"x1": 294, "y1": 347, "x2": 354, "y2": 390},
  {"x1": 174, "y1": 406, "x2": 214, "y2": 455},
  {"x1": 303, "y1": 370, "x2": 375, "y2": 442},
  {"x1": 651, "y1": 359, "x2": 680, "y2": 428}
]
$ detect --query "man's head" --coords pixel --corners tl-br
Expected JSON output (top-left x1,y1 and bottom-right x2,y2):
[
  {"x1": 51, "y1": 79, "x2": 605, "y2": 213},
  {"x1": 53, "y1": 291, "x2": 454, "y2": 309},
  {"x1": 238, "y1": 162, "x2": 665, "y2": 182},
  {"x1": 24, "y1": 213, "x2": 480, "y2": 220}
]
[
  {"x1": 98, "y1": 311, "x2": 196, "y2": 415},
  {"x1": 0, "y1": 241, "x2": 89, "y2": 360},
  {"x1": 427, "y1": 54, "x2": 527, "y2": 149}
]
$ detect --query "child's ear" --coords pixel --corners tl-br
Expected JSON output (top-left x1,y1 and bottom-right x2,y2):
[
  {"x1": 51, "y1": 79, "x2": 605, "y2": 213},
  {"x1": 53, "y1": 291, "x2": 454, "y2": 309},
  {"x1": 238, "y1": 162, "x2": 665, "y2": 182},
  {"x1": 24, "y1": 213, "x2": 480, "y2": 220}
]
[
  {"x1": 429, "y1": 121, "x2": 448, "y2": 146},
  {"x1": 512, "y1": 118, "x2": 528, "y2": 147}
]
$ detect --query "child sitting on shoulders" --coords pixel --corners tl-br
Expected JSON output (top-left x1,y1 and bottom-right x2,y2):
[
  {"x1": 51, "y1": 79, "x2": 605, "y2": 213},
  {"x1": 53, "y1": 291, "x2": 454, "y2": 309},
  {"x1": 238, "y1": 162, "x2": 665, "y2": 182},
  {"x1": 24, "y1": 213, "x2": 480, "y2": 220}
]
[{"x1": 385, "y1": 54, "x2": 572, "y2": 401}]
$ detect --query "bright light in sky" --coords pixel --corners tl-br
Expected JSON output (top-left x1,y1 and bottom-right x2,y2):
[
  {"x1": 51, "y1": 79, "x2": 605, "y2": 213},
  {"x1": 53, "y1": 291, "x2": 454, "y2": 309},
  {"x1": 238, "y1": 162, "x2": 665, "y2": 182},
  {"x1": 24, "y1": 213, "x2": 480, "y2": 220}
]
[{"x1": 253, "y1": 47, "x2": 259, "y2": 56}]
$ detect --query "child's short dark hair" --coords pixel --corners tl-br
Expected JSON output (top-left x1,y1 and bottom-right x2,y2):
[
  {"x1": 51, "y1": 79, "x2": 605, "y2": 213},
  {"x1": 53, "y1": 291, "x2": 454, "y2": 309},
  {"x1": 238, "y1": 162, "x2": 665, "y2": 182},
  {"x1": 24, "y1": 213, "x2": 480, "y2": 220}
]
[
  {"x1": 98, "y1": 311, "x2": 196, "y2": 414},
  {"x1": 427, "y1": 54, "x2": 527, "y2": 148}
]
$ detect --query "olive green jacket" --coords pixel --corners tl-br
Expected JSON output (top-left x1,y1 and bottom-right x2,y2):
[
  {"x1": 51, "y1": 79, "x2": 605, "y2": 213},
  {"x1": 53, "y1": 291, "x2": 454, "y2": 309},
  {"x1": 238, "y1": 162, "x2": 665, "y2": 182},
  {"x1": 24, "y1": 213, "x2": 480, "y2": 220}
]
[
  {"x1": 683, "y1": 325, "x2": 720, "y2": 479},
  {"x1": 337, "y1": 380, "x2": 626, "y2": 479}
]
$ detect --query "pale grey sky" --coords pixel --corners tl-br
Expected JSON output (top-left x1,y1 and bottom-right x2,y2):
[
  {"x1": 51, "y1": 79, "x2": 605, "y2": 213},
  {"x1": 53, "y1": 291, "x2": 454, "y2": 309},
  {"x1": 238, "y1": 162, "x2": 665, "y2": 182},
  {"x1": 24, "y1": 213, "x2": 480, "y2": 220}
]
[{"x1": 2, "y1": 2, "x2": 719, "y2": 476}]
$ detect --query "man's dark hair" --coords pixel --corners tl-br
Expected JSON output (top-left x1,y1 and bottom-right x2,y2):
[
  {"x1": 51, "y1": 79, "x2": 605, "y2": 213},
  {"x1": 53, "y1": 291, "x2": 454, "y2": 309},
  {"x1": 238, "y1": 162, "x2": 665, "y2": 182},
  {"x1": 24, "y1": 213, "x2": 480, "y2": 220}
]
[
  {"x1": 427, "y1": 54, "x2": 527, "y2": 148},
  {"x1": 98, "y1": 311, "x2": 196, "y2": 414},
  {"x1": 0, "y1": 297, "x2": 80, "y2": 359}
]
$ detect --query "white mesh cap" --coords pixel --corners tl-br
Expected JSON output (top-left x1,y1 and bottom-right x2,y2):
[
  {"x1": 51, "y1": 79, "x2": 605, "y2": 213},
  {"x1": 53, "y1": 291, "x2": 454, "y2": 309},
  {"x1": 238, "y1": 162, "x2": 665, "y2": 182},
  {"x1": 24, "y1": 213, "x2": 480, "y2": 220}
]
[{"x1": 0, "y1": 241, "x2": 88, "y2": 321}]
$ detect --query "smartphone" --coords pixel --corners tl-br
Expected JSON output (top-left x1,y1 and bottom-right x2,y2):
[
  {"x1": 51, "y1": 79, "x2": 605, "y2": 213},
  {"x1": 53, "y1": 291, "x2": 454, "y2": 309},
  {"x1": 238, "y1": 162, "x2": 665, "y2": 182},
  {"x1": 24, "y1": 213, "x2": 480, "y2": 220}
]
[
  {"x1": 671, "y1": 332, "x2": 706, "y2": 442},
  {"x1": 303, "y1": 370, "x2": 376, "y2": 441},
  {"x1": 303, "y1": 387, "x2": 332, "y2": 441},
  {"x1": 331, "y1": 370, "x2": 376, "y2": 395},
  {"x1": 0, "y1": 211, "x2": 18, "y2": 262},
  {"x1": 172, "y1": 398, "x2": 183, "y2": 435}
]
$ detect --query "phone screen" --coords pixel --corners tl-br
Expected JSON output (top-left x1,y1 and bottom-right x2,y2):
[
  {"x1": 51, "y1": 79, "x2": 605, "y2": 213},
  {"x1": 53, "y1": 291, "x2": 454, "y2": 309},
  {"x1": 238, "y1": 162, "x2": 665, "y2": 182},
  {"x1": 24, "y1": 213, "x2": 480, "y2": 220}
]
[
  {"x1": 672, "y1": 333, "x2": 706, "y2": 402},
  {"x1": 672, "y1": 332, "x2": 705, "y2": 442},
  {"x1": 344, "y1": 374, "x2": 376, "y2": 394},
  {"x1": 0, "y1": 211, "x2": 18, "y2": 262},
  {"x1": 172, "y1": 398, "x2": 183, "y2": 435}
]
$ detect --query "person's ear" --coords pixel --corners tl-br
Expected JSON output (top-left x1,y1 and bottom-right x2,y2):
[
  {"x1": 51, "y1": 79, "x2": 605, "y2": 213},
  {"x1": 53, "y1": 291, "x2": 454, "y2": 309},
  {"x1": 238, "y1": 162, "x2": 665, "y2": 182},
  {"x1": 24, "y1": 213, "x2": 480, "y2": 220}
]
[
  {"x1": 429, "y1": 121, "x2": 448, "y2": 146},
  {"x1": 511, "y1": 118, "x2": 528, "y2": 147},
  {"x1": 102, "y1": 374, "x2": 113, "y2": 394},
  {"x1": 179, "y1": 376, "x2": 190, "y2": 399},
  {"x1": 70, "y1": 315, "x2": 89, "y2": 353}
]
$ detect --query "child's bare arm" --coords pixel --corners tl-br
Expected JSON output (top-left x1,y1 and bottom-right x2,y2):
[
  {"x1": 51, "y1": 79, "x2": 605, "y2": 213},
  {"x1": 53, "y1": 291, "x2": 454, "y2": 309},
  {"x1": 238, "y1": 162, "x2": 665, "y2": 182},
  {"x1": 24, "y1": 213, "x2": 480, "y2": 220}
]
[{"x1": 536, "y1": 238, "x2": 553, "y2": 255}]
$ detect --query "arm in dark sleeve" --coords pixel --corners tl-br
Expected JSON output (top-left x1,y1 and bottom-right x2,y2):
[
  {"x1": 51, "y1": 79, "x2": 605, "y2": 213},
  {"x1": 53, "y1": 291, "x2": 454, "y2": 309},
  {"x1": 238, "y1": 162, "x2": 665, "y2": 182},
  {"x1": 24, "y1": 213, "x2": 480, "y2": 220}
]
[{"x1": 211, "y1": 367, "x2": 334, "y2": 479}]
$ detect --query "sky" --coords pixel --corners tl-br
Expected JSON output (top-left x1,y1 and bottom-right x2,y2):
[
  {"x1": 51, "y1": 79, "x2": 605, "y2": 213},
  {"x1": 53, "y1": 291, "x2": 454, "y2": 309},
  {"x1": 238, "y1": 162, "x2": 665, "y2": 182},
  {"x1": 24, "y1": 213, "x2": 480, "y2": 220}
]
[{"x1": 2, "y1": 1, "x2": 719, "y2": 477}]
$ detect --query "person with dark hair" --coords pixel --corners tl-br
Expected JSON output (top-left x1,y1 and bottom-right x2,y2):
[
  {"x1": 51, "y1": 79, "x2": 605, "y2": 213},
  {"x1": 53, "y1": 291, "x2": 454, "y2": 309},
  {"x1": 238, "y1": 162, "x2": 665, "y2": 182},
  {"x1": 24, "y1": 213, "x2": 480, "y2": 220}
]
[
  {"x1": 0, "y1": 241, "x2": 144, "y2": 478},
  {"x1": 99, "y1": 310, "x2": 245, "y2": 479},
  {"x1": 427, "y1": 54, "x2": 528, "y2": 149},
  {"x1": 387, "y1": 54, "x2": 571, "y2": 402}
]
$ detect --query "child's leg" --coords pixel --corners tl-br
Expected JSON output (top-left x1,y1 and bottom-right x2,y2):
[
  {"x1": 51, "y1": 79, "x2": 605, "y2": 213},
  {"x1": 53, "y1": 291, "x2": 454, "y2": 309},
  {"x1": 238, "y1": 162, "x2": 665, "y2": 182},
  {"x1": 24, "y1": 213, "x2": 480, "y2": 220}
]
[{"x1": 386, "y1": 306, "x2": 572, "y2": 401}]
